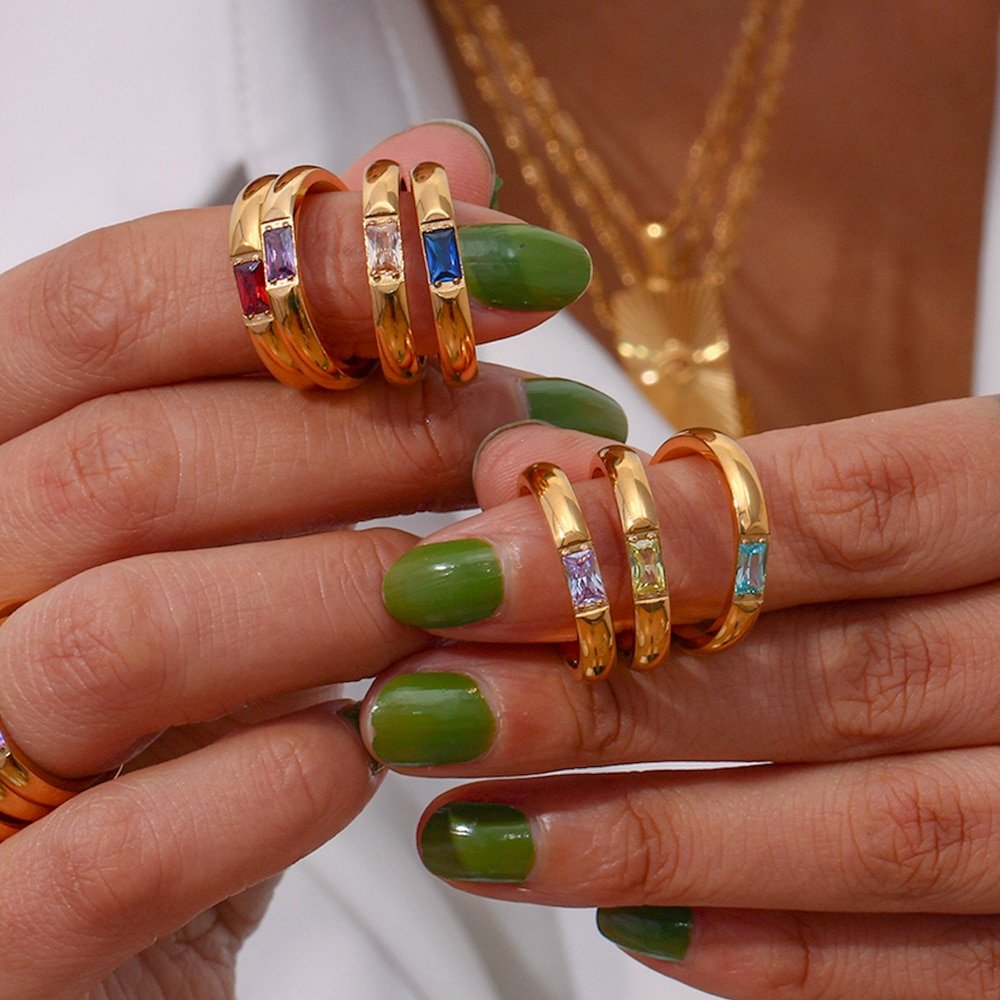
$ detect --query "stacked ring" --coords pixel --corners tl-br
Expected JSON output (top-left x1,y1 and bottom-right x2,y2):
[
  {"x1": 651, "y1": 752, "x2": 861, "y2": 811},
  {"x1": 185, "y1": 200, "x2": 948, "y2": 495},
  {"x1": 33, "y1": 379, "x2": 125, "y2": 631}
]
[
  {"x1": 229, "y1": 174, "x2": 313, "y2": 389},
  {"x1": 652, "y1": 428, "x2": 769, "y2": 652},
  {"x1": 362, "y1": 160, "x2": 423, "y2": 383},
  {"x1": 520, "y1": 462, "x2": 616, "y2": 681},
  {"x1": 259, "y1": 166, "x2": 377, "y2": 389},
  {"x1": 591, "y1": 445, "x2": 671, "y2": 670},
  {"x1": 411, "y1": 162, "x2": 478, "y2": 384}
]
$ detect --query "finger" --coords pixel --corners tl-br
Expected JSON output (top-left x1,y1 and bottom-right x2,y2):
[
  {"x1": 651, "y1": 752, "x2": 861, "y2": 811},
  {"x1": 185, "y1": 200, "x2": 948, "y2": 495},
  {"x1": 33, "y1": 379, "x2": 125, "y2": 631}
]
[
  {"x1": 597, "y1": 907, "x2": 1000, "y2": 1000},
  {"x1": 0, "y1": 527, "x2": 425, "y2": 777},
  {"x1": 0, "y1": 703, "x2": 376, "y2": 1000},
  {"x1": 360, "y1": 581, "x2": 1000, "y2": 773},
  {"x1": 415, "y1": 747, "x2": 1000, "y2": 913},
  {"x1": 0, "y1": 121, "x2": 589, "y2": 441},
  {"x1": 381, "y1": 397, "x2": 1000, "y2": 640},
  {"x1": 0, "y1": 366, "x2": 621, "y2": 597}
]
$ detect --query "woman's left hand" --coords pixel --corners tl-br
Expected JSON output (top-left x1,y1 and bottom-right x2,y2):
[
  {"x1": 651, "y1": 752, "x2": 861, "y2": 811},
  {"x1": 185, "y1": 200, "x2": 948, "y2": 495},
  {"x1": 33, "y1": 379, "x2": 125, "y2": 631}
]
[{"x1": 361, "y1": 395, "x2": 1000, "y2": 1000}]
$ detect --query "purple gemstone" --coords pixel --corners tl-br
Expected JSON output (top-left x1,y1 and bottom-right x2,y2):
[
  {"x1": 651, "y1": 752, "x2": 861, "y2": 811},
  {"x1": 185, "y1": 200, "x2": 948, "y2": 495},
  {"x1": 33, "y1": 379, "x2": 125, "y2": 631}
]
[
  {"x1": 562, "y1": 547, "x2": 607, "y2": 610},
  {"x1": 263, "y1": 224, "x2": 297, "y2": 282}
]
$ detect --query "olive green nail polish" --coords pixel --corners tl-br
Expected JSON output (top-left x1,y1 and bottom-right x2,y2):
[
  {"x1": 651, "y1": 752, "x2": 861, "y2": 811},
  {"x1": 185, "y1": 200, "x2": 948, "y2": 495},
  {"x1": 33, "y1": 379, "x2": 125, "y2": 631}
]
[
  {"x1": 490, "y1": 174, "x2": 504, "y2": 209},
  {"x1": 459, "y1": 223, "x2": 592, "y2": 311},
  {"x1": 596, "y1": 907, "x2": 693, "y2": 962},
  {"x1": 523, "y1": 377, "x2": 629, "y2": 442},
  {"x1": 382, "y1": 539, "x2": 502, "y2": 628},
  {"x1": 370, "y1": 673, "x2": 496, "y2": 766},
  {"x1": 420, "y1": 802, "x2": 535, "y2": 883},
  {"x1": 336, "y1": 701, "x2": 383, "y2": 775}
]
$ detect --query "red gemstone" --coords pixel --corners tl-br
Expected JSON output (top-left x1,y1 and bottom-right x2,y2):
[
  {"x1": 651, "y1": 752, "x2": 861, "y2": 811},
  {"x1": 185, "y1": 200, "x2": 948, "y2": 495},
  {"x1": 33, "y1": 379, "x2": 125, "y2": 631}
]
[{"x1": 233, "y1": 259, "x2": 269, "y2": 317}]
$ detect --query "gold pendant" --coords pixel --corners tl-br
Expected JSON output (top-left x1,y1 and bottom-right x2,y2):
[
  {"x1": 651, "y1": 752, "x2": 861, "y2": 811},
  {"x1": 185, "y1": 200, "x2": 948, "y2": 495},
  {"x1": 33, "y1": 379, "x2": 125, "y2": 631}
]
[{"x1": 611, "y1": 277, "x2": 748, "y2": 436}]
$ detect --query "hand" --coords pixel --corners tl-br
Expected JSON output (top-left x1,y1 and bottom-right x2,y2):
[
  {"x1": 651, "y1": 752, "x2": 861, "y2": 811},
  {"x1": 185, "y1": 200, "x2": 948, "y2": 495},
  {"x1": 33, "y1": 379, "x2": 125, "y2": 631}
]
[
  {"x1": 0, "y1": 121, "x2": 612, "y2": 999},
  {"x1": 363, "y1": 396, "x2": 1000, "y2": 1000}
]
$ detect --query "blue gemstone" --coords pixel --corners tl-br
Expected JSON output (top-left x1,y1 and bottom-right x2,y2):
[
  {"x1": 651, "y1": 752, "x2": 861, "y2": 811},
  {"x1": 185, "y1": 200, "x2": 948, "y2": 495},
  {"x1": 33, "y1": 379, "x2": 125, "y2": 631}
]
[
  {"x1": 735, "y1": 541, "x2": 768, "y2": 596},
  {"x1": 423, "y1": 227, "x2": 462, "y2": 284}
]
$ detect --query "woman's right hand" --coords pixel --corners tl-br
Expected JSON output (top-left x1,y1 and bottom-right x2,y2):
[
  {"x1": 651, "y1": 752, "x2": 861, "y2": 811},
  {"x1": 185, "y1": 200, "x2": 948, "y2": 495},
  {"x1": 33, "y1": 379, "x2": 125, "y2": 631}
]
[{"x1": 0, "y1": 121, "x2": 613, "y2": 999}]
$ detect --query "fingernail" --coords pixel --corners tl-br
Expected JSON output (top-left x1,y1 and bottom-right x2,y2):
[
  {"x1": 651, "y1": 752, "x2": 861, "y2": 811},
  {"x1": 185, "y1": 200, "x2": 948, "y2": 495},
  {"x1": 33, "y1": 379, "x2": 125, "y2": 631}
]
[
  {"x1": 420, "y1": 801, "x2": 534, "y2": 882},
  {"x1": 490, "y1": 174, "x2": 504, "y2": 209},
  {"x1": 336, "y1": 701, "x2": 384, "y2": 775},
  {"x1": 382, "y1": 539, "x2": 502, "y2": 628},
  {"x1": 369, "y1": 673, "x2": 495, "y2": 766},
  {"x1": 523, "y1": 377, "x2": 629, "y2": 442},
  {"x1": 424, "y1": 118, "x2": 497, "y2": 176},
  {"x1": 596, "y1": 907, "x2": 693, "y2": 962},
  {"x1": 459, "y1": 223, "x2": 592, "y2": 312}
]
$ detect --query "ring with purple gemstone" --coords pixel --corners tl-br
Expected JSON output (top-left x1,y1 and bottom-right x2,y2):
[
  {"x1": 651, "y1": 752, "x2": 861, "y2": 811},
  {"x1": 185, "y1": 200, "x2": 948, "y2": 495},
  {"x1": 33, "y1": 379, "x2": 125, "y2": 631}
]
[
  {"x1": 519, "y1": 462, "x2": 616, "y2": 681},
  {"x1": 591, "y1": 445, "x2": 671, "y2": 671},
  {"x1": 411, "y1": 162, "x2": 479, "y2": 384},
  {"x1": 259, "y1": 166, "x2": 378, "y2": 390},
  {"x1": 363, "y1": 160, "x2": 423, "y2": 384},
  {"x1": 652, "y1": 428, "x2": 770, "y2": 653}
]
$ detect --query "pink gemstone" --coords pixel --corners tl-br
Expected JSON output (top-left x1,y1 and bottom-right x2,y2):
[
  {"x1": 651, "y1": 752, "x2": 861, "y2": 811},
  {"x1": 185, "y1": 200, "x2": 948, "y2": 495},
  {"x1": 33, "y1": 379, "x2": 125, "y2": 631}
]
[
  {"x1": 233, "y1": 260, "x2": 269, "y2": 317},
  {"x1": 365, "y1": 220, "x2": 403, "y2": 277},
  {"x1": 562, "y1": 547, "x2": 607, "y2": 610}
]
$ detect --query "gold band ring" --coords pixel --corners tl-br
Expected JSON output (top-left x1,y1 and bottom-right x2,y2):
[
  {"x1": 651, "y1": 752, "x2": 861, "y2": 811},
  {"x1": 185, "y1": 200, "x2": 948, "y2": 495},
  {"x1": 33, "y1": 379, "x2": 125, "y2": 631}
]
[
  {"x1": 651, "y1": 428, "x2": 769, "y2": 652},
  {"x1": 591, "y1": 445, "x2": 671, "y2": 670},
  {"x1": 261, "y1": 166, "x2": 377, "y2": 389},
  {"x1": 363, "y1": 160, "x2": 423, "y2": 384},
  {"x1": 411, "y1": 162, "x2": 478, "y2": 384},
  {"x1": 0, "y1": 781, "x2": 51, "y2": 822},
  {"x1": 0, "y1": 814, "x2": 26, "y2": 842},
  {"x1": 230, "y1": 174, "x2": 313, "y2": 388},
  {"x1": 520, "y1": 462, "x2": 615, "y2": 681}
]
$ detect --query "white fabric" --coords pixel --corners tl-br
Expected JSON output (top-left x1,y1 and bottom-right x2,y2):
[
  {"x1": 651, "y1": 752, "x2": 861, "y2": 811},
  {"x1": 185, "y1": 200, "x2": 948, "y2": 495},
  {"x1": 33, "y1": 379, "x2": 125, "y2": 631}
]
[{"x1": 1, "y1": 3, "x2": 996, "y2": 999}]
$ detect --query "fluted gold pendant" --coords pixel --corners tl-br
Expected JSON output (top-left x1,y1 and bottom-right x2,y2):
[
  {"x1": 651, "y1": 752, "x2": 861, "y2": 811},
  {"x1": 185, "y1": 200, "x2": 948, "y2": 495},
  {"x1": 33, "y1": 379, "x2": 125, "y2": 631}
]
[{"x1": 611, "y1": 277, "x2": 747, "y2": 436}]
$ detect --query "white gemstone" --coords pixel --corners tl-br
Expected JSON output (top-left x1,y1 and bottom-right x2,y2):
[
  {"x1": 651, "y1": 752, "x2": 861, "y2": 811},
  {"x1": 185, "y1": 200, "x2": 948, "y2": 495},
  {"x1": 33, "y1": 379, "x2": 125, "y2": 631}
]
[{"x1": 365, "y1": 220, "x2": 403, "y2": 277}]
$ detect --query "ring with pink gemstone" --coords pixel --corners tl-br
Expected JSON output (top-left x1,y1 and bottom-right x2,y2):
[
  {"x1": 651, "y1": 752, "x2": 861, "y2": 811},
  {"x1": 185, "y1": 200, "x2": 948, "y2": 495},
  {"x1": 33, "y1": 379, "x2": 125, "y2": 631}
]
[
  {"x1": 591, "y1": 445, "x2": 671, "y2": 671},
  {"x1": 652, "y1": 428, "x2": 770, "y2": 653},
  {"x1": 519, "y1": 462, "x2": 616, "y2": 682},
  {"x1": 363, "y1": 160, "x2": 423, "y2": 384},
  {"x1": 259, "y1": 166, "x2": 378, "y2": 390}
]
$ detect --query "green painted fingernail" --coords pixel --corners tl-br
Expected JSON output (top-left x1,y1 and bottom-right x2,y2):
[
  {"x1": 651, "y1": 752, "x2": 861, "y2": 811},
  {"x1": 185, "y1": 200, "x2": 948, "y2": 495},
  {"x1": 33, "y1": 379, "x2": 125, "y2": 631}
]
[
  {"x1": 382, "y1": 539, "x2": 502, "y2": 628},
  {"x1": 596, "y1": 907, "x2": 693, "y2": 962},
  {"x1": 490, "y1": 174, "x2": 504, "y2": 209},
  {"x1": 524, "y1": 377, "x2": 629, "y2": 442},
  {"x1": 420, "y1": 802, "x2": 534, "y2": 882},
  {"x1": 370, "y1": 673, "x2": 495, "y2": 766},
  {"x1": 459, "y1": 223, "x2": 591, "y2": 311}
]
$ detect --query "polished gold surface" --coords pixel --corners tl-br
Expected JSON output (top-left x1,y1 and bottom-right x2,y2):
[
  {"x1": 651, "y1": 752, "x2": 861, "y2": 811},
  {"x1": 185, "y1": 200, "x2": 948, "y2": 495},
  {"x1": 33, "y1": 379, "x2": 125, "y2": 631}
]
[
  {"x1": 229, "y1": 174, "x2": 313, "y2": 388},
  {"x1": 520, "y1": 462, "x2": 615, "y2": 681},
  {"x1": 438, "y1": 0, "x2": 803, "y2": 433},
  {"x1": 652, "y1": 428, "x2": 770, "y2": 652},
  {"x1": 0, "y1": 781, "x2": 50, "y2": 822},
  {"x1": 0, "y1": 813, "x2": 26, "y2": 842},
  {"x1": 262, "y1": 166, "x2": 377, "y2": 390},
  {"x1": 592, "y1": 445, "x2": 671, "y2": 671},
  {"x1": 411, "y1": 162, "x2": 478, "y2": 384},
  {"x1": 363, "y1": 160, "x2": 423, "y2": 384}
]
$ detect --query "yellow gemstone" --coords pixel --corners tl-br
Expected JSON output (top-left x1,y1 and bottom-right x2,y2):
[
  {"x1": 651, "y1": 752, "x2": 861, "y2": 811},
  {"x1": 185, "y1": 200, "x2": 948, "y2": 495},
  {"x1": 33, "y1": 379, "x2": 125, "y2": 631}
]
[{"x1": 627, "y1": 534, "x2": 665, "y2": 597}]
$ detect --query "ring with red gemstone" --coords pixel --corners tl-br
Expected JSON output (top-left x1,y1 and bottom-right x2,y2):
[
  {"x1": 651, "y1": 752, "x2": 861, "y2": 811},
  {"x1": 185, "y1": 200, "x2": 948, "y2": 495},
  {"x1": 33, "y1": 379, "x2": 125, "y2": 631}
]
[
  {"x1": 411, "y1": 162, "x2": 478, "y2": 384},
  {"x1": 519, "y1": 462, "x2": 616, "y2": 682},
  {"x1": 362, "y1": 160, "x2": 423, "y2": 384}
]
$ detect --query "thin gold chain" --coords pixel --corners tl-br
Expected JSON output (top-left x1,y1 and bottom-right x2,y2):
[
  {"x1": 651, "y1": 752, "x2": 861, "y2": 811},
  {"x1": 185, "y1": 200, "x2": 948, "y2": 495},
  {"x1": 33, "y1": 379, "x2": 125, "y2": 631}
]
[{"x1": 436, "y1": 0, "x2": 803, "y2": 331}]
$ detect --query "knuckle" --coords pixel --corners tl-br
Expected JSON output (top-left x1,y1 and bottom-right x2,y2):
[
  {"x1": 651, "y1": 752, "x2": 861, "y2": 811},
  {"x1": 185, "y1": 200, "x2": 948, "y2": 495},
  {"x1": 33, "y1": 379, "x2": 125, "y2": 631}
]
[
  {"x1": 33, "y1": 394, "x2": 181, "y2": 538},
  {"x1": 756, "y1": 913, "x2": 836, "y2": 1000},
  {"x1": 815, "y1": 607, "x2": 953, "y2": 753},
  {"x1": 846, "y1": 766, "x2": 980, "y2": 904},
  {"x1": 954, "y1": 920, "x2": 1000, "y2": 997},
  {"x1": 36, "y1": 224, "x2": 158, "y2": 373},
  {"x1": 580, "y1": 678, "x2": 648, "y2": 762},
  {"x1": 253, "y1": 729, "x2": 334, "y2": 832}
]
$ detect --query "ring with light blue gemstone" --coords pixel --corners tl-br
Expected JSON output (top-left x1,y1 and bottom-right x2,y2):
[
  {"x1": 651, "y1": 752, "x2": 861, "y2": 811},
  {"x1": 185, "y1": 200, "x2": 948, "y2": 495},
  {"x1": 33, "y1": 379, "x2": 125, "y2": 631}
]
[{"x1": 652, "y1": 428, "x2": 770, "y2": 653}]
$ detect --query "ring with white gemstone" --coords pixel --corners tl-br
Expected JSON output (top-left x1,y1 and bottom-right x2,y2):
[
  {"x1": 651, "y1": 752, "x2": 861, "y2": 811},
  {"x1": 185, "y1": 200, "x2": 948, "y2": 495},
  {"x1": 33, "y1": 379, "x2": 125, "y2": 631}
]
[
  {"x1": 591, "y1": 445, "x2": 671, "y2": 671},
  {"x1": 411, "y1": 162, "x2": 479, "y2": 384},
  {"x1": 519, "y1": 462, "x2": 616, "y2": 682},
  {"x1": 259, "y1": 166, "x2": 378, "y2": 390},
  {"x1": 362, "y1": 160, "x2": 423, "y2": 384},
  {"x1": 652, "y1": 428, "x2": 770, "y2": 653}
]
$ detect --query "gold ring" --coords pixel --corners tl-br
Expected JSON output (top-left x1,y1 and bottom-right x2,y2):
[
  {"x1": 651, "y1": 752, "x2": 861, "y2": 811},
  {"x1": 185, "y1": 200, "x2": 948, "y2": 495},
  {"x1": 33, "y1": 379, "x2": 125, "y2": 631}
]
[
  {"x1": 519, "y1": 462, "x2": 615, "y2": 681},
  {"x1": 230, "y1": 174, "x2": 313, "y2": 389},
  {"x1": 363, "y1": 160, "x2": 423, "y2": 384},
  {"x1": 411, "y1": 162, "x2": 478, "y2": 384},
  {"x1": 261, "y1": 166, "x2": 378, "y2": 389},
  {"x1": 651, "y1": 428, "x2": 769, "y2": 652},
  {"x1": 0, "y1": 782, "x2": 50, "y2": 823},
  {"x1": 0, "y1": 814, "x2": 26, "y2": 842},
  {"x1": 591, "y1": 445, "x2": 671, "y2": 670}
]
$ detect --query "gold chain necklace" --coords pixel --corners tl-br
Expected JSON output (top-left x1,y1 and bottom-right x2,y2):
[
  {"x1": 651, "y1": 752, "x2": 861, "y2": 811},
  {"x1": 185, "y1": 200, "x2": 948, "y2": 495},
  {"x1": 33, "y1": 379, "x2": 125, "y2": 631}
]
[{"x1": 436, "y1": 0, "x2": 803, "y2": 434}]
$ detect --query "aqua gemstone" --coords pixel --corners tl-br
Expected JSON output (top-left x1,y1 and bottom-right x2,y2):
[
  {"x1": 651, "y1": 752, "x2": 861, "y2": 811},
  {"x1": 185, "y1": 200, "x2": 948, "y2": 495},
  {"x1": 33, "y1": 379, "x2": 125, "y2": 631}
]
[
  {"x1": 423, "y1": 227, "x2": 462, "y2": 284},
  {"x1": 562, "y1": 547, "x2": 607, "y2": 610},
  {"x1": 735, "y1": 541, "x2": 768, "y2": 596}
]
